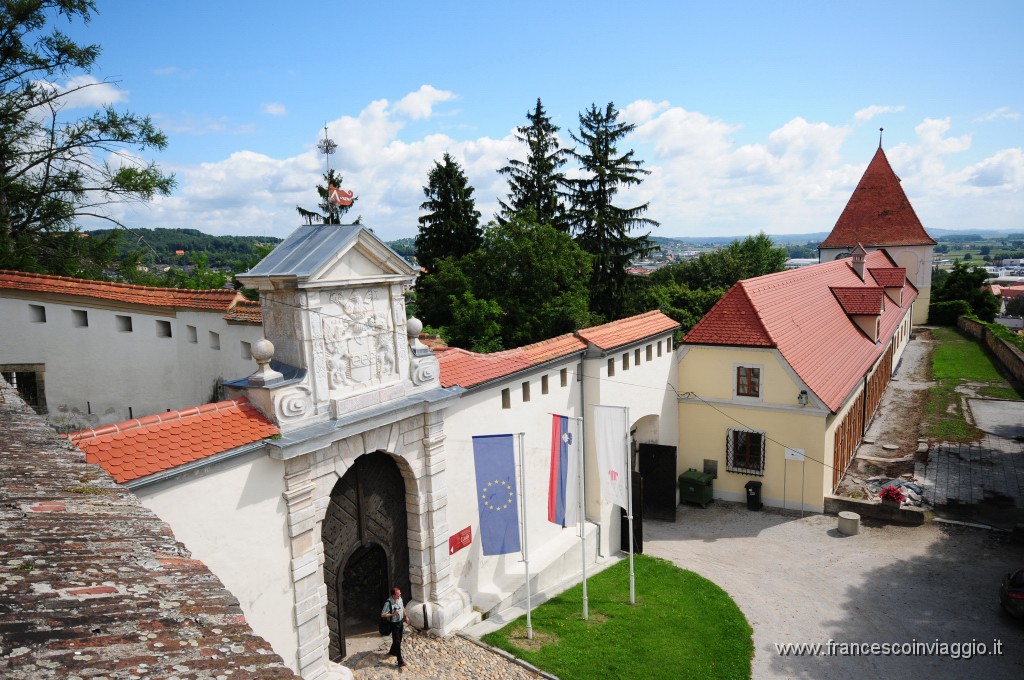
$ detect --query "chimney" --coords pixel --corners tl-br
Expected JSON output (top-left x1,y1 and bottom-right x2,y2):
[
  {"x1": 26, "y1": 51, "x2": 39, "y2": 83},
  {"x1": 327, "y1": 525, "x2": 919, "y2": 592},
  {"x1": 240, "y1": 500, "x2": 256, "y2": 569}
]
[{"x1": 851, "y1": 243, "x2": 867, "y2": 281}]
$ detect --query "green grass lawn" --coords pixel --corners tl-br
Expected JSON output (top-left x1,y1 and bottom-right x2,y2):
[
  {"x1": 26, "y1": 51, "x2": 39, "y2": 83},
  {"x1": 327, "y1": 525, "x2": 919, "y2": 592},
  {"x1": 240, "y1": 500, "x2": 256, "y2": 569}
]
[
  {"x1": 925, "y1": 327, "x2": 1023, "y2": 441},
  {"x1": 931, "y1": 327, "x2": 1012, "y2": 382},
  {"x1": 481, "y1": 555, "x2": 753, "y2": 680}
]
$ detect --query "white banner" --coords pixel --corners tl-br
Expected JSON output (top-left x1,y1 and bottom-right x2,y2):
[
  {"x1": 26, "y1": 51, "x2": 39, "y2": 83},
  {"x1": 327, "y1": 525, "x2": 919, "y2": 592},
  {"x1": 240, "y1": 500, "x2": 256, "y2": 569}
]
[{"x1": 593, "y1": 405, "x2": 629, "y2": 509}]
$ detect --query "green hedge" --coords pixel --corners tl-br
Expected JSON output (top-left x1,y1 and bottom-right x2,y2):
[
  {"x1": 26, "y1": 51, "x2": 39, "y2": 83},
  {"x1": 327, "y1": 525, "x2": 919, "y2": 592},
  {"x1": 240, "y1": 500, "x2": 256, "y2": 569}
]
[{"x1": 929, "y1": 299, "x2": 971, "y2": 325}]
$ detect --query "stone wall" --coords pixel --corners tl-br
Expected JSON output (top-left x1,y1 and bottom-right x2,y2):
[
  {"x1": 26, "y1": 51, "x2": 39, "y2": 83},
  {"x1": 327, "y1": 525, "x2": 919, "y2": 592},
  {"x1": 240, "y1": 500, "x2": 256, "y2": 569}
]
[
  {"x1": 0, "y1": 380, "x2": 298, "y2": 679},
  {"x1": 958, "y1": 316, "x2": 1024, "y2": 384},
  {"x1": 823, "y1": 495, "x2": 925, "y2": 526}
]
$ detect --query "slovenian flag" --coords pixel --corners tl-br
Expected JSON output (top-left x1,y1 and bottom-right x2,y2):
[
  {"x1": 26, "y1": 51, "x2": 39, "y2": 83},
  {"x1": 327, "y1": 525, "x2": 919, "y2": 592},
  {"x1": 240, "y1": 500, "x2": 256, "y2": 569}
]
[
  {"x1": 472, "y1": 434, "x2": 521, "y2": 555},
  {"x1": 548, "y1": 415, "x2": 580, "y2": 527}
]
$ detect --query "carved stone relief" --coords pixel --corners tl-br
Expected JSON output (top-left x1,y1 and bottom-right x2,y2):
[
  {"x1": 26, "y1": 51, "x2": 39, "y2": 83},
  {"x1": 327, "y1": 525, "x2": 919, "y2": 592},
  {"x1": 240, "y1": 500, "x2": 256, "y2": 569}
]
[
  {"x1": 275, "y1": 386, "x2": 313, "y2": 421},
  {"x1": 321, "y1": 287, "x2": 399, "y2": 392}
]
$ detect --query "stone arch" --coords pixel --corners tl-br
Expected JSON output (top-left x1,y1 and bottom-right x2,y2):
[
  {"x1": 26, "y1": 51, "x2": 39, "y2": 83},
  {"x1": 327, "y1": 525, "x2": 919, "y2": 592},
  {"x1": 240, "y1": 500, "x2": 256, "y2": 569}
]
[{"x1": 322, "y1": 451, "x2": 411, "y2": 661}]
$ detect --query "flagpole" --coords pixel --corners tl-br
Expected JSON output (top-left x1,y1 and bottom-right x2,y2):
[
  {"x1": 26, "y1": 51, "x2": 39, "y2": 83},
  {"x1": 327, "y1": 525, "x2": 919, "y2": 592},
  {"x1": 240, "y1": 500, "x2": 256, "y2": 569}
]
[
  {"x1": 518, "y1": 431, "x2": 532, "y2": 640},
  {"x1": 577, "y1": 416, "x2": 588, "y2": 621},
  {"x1": 625, "y1": 407, "x2": 635, "y2": 606}
]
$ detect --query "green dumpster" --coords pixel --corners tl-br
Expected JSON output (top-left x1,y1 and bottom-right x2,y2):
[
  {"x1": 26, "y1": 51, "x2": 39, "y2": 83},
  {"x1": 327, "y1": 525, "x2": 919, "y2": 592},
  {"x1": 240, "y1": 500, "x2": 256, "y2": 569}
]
[{"x1": 679, "y1": 469, "x2": 714, "y2": 508}]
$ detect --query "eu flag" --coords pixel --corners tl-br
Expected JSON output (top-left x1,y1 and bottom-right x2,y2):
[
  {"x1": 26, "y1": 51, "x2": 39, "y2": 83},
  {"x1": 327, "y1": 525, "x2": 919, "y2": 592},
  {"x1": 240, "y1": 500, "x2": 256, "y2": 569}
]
[{"x1": 472, "y1": 434, "x2": 521, "y2": 556}]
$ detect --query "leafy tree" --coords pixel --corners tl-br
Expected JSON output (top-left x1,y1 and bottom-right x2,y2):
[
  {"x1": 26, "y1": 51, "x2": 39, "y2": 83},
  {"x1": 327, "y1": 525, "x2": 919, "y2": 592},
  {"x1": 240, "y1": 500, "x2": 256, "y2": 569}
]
[
  {"x1": 415, "y1": 152, "x2": 481, "y2": 273},
  {"x1": 930, "y1": 261, "x2": 999, "y2": 322},
  {"x1": 414, "y1": 215, "x2": 593, "y2": 351},
  {"x1": 635, "y1": 277, "x2": 725, "y2": 336},
  {"x1": 443, "y1": 291, "x2": 504, "y2": 353},
  {"x1": 471, "y1": 215, "x2": 592, "y2": 348},
  {"x1": 1006, "y1": 296, "x2": 1024, "y2": 317},
  {"x1": 497, "y1": 99, "x2": 570, "y2": 232},
  {"x1": 411, "y1": 256, "x2": 473, "y2": 330},
  {"x1": 654, "y1": 234, "x2": 787, "y2": 291},
  {"x1": 0, "y1": 0, "x2": 175, "y2": 275},
  {"x1": 295, "y1": 168, "x2": 356, "y2": 225},
  {"x1": 934, "y1": 244, "x2": 949, "y2": 254},
  {"x1": 568, "y1": 102, "x2": 658, "y2": 320}
]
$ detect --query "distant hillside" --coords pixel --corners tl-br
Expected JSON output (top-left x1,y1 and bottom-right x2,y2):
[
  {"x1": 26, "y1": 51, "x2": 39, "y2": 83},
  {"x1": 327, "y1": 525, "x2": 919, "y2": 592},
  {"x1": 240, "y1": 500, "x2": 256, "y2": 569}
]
[
  {"x1": 653, "y1": 232, "x2": 829, "y2": 247},
  {"x1": 86, "y1": 228, "x2": 283, "y2": 268}
]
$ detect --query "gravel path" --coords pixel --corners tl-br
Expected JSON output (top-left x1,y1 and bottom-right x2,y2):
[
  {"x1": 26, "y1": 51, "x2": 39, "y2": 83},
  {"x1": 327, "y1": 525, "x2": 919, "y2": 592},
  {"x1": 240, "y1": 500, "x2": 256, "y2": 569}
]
[{"x1": 342, "y1": 629, "x2": 542, "y2": 680}]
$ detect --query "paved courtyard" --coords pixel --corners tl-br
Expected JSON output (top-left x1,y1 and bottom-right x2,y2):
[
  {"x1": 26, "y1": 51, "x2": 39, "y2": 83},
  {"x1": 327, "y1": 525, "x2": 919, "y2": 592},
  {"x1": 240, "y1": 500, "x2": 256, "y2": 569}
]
[{"x1": 645, "y1": 503, "x2": 1024, "y2": 680}]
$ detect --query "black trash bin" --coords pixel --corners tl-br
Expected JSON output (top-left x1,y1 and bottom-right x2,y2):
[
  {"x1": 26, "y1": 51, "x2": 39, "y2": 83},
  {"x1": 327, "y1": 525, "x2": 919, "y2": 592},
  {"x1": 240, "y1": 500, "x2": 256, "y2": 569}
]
[{"x1": 744, "y1": 480, "x2": 763, "y2": 510}]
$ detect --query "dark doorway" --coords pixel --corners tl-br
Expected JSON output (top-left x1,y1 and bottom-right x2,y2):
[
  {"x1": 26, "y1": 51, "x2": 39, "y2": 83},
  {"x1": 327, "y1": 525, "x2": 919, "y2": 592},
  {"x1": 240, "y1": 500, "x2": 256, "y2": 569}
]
[
  {"x1": 639, "y1": 443, "x2": 677, "y2": 522},
  {"x1": 340, "y1": 544, "x2": 388, "y2": 642},
  {"x1": 1, "y1": 367, "x2": 46, "y2": 415},
  {"x1": 323, "y1": 452, "x2": 411, "y2": 661}
]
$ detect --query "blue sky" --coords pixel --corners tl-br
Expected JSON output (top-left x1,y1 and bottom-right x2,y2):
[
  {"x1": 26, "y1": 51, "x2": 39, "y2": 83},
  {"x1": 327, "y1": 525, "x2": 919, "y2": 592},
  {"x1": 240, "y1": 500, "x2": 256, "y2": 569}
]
[{"x1": 57, "y1": 1, "x2": 1023, "y2": 241}]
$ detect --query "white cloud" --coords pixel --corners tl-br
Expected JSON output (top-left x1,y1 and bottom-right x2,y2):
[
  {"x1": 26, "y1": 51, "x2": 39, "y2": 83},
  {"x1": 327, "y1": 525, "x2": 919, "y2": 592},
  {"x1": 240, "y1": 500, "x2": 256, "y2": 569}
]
[
  {"x1": 261, "y1": 102, "x2": 287, "y2": 117},
  {"x1": 392, "y1": 85, "x2": 456, "y2": 120},
  {"x1": 31, "y1": 75, "x2": 128, "y2": 110},
  {"x1": 975, "y1": 106, "x2": 1020, "y2": 122},
  {"x1": 854, "y1": 104, "x2": 905, "y2": 122},
  {"x1": 100, "y1": 88, "x2": 1024, "y2": 241}
]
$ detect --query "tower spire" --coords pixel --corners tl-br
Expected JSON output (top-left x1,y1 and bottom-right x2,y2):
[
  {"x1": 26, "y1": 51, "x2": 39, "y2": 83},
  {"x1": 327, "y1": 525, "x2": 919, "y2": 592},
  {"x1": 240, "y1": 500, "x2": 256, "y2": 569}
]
[{"x1": 878, "y1": 127, "x2": 884, "y2": 149}]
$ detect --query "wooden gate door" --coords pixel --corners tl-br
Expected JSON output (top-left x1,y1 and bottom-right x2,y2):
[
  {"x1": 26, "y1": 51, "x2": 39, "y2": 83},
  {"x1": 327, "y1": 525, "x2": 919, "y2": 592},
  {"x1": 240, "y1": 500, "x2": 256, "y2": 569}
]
[
  {"x1": 638, "y1": 443, "x2": 677, "y2": 522},
  {"x1": 323, "y1": 452, "x2": 411, "y2": 661}
]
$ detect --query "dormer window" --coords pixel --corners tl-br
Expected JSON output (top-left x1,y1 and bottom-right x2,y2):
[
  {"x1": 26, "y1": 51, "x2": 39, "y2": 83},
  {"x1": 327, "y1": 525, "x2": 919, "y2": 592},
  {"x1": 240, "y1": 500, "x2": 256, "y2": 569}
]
[{"x1": 831, "y1": 287, "x2": 885, "y2": 342}]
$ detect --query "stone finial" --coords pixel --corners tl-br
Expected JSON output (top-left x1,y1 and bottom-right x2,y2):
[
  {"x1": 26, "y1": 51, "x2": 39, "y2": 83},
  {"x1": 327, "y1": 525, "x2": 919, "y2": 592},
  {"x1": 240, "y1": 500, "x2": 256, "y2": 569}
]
[
  {"x1": 407, "y1": 317, "x2": 429, "y2": 356},
  {"x1": 248, "y1": 337, "x2": 284, "y2": 386}
]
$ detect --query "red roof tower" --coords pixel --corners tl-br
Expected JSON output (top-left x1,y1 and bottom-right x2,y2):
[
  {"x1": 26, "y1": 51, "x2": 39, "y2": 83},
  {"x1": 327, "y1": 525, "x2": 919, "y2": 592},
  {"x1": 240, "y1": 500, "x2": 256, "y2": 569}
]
[{"x1": 820, "y1": 147, "x2": 935, "y2": 249}]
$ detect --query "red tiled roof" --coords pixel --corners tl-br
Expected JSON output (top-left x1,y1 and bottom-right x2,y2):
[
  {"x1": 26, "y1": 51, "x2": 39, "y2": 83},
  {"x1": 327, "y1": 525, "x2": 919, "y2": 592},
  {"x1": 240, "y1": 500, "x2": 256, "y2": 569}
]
[
  {"x1": 684, "y1": 286, "x2": 773, "y2": 347},
  {"x1": 831, "y1": 287, "x2": 885, "y2": 315},
  {"x1": 0, "y1": 269, "x2": 247, "y2": 312},
  {"x1": 224, "y1": 298, "x2": 263, "y2": 323},
  {"x1": 683, "y1": 250, "x2": 918, "y2": 412},
  {"x1": 67, "y1": 399, "x2": 278, "y2": 484},
  {"x1": 868, "y1": 267, "x2": 907, "y2": 288},
  {"x1": 575, "y1": 310, "x2": 680, "y2": 351},
  {"x1": 436, "y1": 311, "x2": 679, "y2": 389},
  {"x1": 820, "y1": 147, "x2": 936, "y2": 248},
  {"x1": 437, "y1": 334, "x2": 587, "y2": 388}
]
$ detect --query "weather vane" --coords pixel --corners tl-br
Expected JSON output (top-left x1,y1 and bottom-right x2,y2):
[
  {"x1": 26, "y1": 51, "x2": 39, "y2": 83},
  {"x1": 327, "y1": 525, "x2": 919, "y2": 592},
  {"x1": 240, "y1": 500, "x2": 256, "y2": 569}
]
[
  {"x1": 317, "y1": 124, "x2": 338, "y2": 170},
  {"x1": 317, "y1": 123, "x2": 352, "y2": 209}
]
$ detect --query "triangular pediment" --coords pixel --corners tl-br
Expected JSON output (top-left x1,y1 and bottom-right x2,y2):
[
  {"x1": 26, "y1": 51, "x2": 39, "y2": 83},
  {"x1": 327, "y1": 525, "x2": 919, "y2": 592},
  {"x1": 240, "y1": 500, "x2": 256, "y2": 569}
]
[
  {"x1": 237, "y1": 224, "x2": 416, "y2": 291},
  {"x1": 310, "y1": 231, "x2": 416, "y2": 287}
]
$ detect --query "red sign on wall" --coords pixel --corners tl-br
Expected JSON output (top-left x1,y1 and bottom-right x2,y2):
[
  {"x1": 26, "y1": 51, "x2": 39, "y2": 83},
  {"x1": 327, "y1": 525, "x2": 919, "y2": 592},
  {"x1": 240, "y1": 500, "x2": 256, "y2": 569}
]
[{"x1": 449, "y1": 526, "x2": 472, "y2": 555}]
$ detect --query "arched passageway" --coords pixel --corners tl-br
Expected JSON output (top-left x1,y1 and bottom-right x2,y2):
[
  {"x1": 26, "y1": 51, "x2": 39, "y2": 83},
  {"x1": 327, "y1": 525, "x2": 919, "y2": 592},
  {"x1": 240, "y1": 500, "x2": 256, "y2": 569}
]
[{"x1": 323, "y1": 452, "x2": 411, "y2": 660}]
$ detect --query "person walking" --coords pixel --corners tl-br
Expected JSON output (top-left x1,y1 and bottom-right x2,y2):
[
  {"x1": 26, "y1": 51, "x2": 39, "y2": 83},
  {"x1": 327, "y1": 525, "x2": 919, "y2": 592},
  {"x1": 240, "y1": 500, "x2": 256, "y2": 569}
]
[{"x1": 381, "y1": 586, "x2": 410, "y2": 668}]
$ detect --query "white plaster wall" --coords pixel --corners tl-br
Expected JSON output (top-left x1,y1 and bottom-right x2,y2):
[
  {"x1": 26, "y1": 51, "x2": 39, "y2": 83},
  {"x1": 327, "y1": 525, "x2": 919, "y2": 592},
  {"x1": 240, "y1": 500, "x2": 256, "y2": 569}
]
[
  {"x1": 135, "y1": 451, "x2": 298, "y2": 671},
  {"x1": 442, "y1": 356, "x2": 586, "y2": 609},
  {"x1": 583, "y1": 335, "x2": 679, "y2": 556},
  {"x1": 0, "y1": 295, "x2": 263, "y2": 425}
]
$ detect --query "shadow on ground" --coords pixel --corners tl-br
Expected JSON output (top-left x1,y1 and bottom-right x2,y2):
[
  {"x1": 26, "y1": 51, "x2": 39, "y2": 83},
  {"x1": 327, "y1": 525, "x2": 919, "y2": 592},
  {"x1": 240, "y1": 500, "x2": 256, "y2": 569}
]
[{"x1": 769, "y1": 524, "x2": 1024, "y2": 680}]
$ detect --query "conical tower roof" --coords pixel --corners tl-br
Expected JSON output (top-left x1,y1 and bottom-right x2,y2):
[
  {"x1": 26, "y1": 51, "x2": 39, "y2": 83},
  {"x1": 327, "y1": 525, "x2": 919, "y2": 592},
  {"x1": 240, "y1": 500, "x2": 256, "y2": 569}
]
[{"x1": 820, "y1": 147, "x2": 935, "y2": 248}]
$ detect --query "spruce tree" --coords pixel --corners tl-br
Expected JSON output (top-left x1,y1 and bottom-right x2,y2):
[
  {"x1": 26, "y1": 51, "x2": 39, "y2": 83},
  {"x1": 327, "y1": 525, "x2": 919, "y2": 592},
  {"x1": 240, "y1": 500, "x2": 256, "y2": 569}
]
[
  {"x1": 568, "y1": 102, "x2": 658, "y2": 320},
  {"x1": 415, "y1": 153, "x2": 482, "y2": 273},
  {"x1": 295, "y1": 169, "x2": 356, "y2": 225},
  {"x1": 497, "y1": 99, "x2": 570, "y2": 232}
]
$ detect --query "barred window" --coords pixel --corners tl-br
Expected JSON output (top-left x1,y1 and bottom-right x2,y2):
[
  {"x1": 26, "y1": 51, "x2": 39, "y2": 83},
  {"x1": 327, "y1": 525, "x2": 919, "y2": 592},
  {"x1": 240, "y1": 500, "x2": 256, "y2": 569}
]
[
  {"x1": 736, "y1": 366, "x2": 760, "y2": 397},
  {"x1": 727, "y1": 428, "x2": 765, "y2": 475}
]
